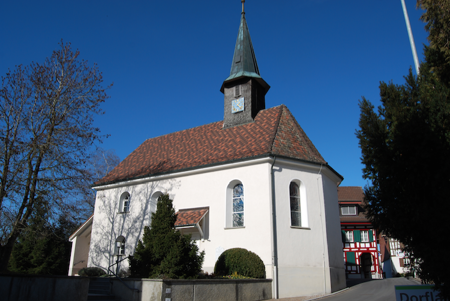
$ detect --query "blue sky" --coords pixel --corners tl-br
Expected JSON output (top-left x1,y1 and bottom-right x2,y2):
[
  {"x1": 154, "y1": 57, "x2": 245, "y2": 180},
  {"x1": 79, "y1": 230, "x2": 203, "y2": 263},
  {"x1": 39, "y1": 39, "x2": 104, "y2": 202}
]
[{"x1": 1, "y1": 0, "x2": 429, "y2": 188}]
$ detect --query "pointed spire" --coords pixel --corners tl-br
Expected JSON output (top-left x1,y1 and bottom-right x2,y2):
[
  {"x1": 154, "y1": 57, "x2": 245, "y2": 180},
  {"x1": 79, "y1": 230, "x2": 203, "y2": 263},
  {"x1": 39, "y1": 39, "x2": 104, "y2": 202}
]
[
  {"x1": 228, "y1": 13, "x2": 260, "y2": 80},
  {"x1": 220, "y1": 1, "x2": 269, "y2": 93}
]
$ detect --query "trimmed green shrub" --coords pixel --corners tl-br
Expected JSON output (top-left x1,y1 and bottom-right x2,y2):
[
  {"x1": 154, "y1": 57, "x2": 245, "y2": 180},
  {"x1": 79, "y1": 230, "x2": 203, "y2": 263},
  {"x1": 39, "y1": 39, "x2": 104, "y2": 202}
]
[
  {"x1": 214, "y1": 248, "x2": 265, "y2": 279},
  {"x1": 78, "y1": 267, "x2": 106, "y2": 277}
]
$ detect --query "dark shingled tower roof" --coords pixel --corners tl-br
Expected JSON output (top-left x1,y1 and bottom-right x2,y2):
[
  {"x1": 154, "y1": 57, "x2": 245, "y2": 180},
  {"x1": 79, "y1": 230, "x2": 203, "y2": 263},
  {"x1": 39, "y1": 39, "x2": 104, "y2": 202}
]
[
  {"x1": 94, "y1": 105, "x2": 339, "y2": 187},
  {"x1": 220, "y1": 9, "x2": 269, "y2": 94}
]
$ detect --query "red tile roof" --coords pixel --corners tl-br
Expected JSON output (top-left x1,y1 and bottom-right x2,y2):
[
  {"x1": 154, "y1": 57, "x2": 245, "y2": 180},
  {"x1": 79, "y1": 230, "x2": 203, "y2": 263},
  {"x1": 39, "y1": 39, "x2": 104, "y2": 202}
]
[
  {"x1": 94, "y1": 105, "x2": 333, "y2": 186},
  {"x1": 175, "y1": 207, "x2": 209, "y2": 227},
  {"x1": 338, "y1": 186, "x2": 369, "y2": 223},
  {"x1": 337, "y1": 186, "x2": 364, "y2": 202}
]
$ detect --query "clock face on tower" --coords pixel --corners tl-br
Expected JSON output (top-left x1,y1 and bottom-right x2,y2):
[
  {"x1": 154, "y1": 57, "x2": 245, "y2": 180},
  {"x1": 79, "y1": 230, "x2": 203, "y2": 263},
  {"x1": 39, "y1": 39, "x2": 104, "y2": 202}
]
[{"x1": 232, "y1": 97, "x2": 245, "y2": 113}]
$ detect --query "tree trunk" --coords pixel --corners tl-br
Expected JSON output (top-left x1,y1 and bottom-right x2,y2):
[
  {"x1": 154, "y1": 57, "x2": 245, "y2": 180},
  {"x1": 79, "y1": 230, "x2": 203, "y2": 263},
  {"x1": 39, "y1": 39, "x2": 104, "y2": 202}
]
[{"x1": 0, "y1": 233, "x2": 18, "y2": 272}]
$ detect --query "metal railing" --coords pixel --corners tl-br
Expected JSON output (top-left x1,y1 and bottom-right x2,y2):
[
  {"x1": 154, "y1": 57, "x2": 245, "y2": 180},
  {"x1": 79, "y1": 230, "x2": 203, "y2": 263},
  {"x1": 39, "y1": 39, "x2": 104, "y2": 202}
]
[{"x1": 107, "y1": 256, "x2": 140, "y2": 293}]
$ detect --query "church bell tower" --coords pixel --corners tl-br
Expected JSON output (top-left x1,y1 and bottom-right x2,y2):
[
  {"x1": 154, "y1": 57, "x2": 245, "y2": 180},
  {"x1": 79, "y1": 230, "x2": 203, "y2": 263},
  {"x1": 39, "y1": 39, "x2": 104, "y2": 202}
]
[{"x1": 221, "y1": 0, "x2": 270, "y2": 129}]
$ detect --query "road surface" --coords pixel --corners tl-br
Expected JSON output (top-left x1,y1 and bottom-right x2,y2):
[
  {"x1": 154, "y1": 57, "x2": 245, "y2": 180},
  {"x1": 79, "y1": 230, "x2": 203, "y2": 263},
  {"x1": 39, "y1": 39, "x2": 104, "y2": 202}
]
[{"x1": 317, "y1": 278, "x2": 419, "y2": 301}]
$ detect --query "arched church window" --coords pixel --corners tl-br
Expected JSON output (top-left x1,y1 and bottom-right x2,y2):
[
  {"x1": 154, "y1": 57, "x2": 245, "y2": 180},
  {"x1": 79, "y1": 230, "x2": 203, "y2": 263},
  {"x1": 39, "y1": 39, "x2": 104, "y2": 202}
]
[
  {"x1": 290, "y1": 182, "x2": 301, "y2": 227},
  {"x1": 119, "y1": 192, "x2": 130, "y2": 213}
]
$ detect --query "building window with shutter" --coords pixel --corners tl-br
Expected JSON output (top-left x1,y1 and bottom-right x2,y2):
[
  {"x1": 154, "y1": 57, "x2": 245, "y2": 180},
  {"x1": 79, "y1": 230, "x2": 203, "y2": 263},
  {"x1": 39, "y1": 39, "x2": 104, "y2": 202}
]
[
  {"x1": 361, "y1": 230, "x2": 369, "y2": 242},
  {"x1": 345, "y1": 230, "x2": 354, "y2": 242}
]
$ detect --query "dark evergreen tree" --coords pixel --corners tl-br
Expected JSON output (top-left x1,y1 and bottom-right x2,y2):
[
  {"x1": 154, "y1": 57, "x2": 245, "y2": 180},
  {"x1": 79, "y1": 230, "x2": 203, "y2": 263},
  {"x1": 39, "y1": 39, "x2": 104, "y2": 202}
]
[
  {"x1": 9, "y1": 200, "x2": 77, "y2": 275},
  {"x1": 357, "y1": 2, "x2": 450, "y2": 296},
  {"x1": 418, "y1": 0, "x2": 450, "y2": 86},
  {"x1": 130, "y1": 194, "x2": 204, "y2": 279}
]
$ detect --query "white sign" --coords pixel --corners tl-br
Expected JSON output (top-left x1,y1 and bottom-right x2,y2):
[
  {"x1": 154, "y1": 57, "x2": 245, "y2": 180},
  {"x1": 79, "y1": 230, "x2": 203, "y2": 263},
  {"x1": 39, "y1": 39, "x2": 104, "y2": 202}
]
[{"x1": 395, "y1": 285, "x2": 444, "y2": 301}]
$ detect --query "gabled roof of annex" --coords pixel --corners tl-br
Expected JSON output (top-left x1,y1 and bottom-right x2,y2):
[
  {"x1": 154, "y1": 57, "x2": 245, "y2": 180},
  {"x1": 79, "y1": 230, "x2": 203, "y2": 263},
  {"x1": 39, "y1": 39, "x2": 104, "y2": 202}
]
[{"x1": 174, "y1": 207, "x2": 209, "y2": 227}]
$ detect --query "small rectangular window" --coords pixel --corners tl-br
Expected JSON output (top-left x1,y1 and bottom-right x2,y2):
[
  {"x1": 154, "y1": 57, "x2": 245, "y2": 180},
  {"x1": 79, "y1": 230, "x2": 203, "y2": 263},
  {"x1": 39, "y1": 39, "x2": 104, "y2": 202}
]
[
  {"x1": 235, "y1": 85, "x2": 240, "y2": 97},
  {"x1": 345, "y1": 230, "x2": 353, "y2": 242},
  {"x1": 361, "y1": 230, "x2": 369, "y2": 242},
  {"x1": 341, "y1": 205, "x2": 357, "y2": 215}
]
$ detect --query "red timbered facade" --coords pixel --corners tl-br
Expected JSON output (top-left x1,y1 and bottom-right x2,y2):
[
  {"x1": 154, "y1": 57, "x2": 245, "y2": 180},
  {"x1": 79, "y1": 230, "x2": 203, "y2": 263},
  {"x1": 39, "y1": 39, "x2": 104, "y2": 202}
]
[{"x1": 338, "y1": 187, "x2": 382, "y2": 279}]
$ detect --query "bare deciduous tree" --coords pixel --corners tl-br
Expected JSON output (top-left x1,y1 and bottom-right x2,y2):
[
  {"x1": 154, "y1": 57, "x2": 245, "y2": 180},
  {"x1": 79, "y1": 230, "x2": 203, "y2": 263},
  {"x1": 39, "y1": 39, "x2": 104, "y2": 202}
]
[{"x1": 0, "y1": 41, "x2": 111, "y2": 271}]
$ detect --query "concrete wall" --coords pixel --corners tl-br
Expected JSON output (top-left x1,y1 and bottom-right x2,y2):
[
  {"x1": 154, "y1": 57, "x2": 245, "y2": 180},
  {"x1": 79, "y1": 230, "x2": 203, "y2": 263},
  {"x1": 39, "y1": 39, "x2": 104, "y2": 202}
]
[
  {"x1": 0, "y1": 275, "x2": 270, "y2": 301},
  {"x1": 0, "y1": 275, "x2": 89, "y2": 301},
  {"x1": 162, "y1": 279, "x2": 272, "y2": 301},
  {"x1": 110, "y1": 278, "x2": 163, "y2": 301},
  {"x1": 108, "y1": 278, "x2": 271, "y2": 301}
]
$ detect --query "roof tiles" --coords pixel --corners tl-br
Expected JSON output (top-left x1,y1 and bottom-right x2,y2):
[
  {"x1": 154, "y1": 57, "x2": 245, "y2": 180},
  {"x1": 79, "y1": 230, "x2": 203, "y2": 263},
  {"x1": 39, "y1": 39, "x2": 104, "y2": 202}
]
[
  {"x1": 338, "y1": 186, "x2": 369, "y2": 223},
  {"x1": 337, "y1": 186, "x2": 364, "y2": 202},
  {"x1": 94, "y1": 105, "x2": 329, "y2": 186},
  {"x1": 175, "y1": 207, "x2": 209, "y2": 227}
]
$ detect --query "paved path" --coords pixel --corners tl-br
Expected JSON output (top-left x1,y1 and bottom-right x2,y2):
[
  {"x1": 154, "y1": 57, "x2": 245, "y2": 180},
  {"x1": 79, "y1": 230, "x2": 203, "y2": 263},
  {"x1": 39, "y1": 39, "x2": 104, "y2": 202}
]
[{"x1": 268, "y1": 277, "x2": 420, "y2": 301}]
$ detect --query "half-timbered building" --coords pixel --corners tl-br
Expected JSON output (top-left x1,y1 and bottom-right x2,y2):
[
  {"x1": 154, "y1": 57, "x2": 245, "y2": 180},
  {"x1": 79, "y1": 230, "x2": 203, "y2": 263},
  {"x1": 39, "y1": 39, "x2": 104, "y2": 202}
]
[{"x1": 338, "y1": 186, "x2": 382, "y2": 279}]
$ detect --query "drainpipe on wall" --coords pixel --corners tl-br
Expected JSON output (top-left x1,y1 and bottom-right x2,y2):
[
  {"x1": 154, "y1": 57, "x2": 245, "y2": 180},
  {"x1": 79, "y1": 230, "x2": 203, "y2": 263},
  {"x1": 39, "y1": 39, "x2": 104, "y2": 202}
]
[
  {"x1": 270, "y1": 156, "x2": 279, "y2": 299},
  {"x1": 316, "y1": 164, "x2": 328, "y2": 294}
]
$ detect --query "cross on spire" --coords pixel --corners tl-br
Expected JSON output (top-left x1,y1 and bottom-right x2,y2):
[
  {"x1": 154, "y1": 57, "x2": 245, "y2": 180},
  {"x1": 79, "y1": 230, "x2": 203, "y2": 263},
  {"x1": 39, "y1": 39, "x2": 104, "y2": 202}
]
[{"x1": 242, "y1": 0, "x2": 245, "y2": 14}]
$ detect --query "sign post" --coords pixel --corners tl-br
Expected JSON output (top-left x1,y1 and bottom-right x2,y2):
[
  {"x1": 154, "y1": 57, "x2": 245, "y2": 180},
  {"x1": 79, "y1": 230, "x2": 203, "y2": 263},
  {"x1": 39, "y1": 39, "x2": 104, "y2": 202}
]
[{"x1": 395, "y1": 285, "x2": 445, "y2": 301}]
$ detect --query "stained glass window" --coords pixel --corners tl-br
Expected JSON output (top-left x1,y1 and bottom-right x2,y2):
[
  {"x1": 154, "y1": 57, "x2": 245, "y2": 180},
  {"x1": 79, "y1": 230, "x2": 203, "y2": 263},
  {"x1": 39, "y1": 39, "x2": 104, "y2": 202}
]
[
  {"x1": 290, "y1": 182, "x2": 301, "y2": 226},
  {"x1": 232, "y1": 184, "x2": 244, "y2": 227}
]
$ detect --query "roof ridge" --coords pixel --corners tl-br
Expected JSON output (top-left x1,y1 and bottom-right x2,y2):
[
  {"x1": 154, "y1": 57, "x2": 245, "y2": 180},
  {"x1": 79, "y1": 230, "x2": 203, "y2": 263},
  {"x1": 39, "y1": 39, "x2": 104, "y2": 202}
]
[
  {"x1": 268, "y1": 104, "x2": 285, "y2": 154},
  {"x1": 283, "y1": 106, "x2": 327, "y2": 164},
  {"x1": 93, "y1": 105, "x2": 340, "y2": 187},
  {"x1": 144, "y1": 105, "x2": 285, "y2": 143},
  {"x1": 143, "y1": 120, "x2": 223, "y2": 142}
]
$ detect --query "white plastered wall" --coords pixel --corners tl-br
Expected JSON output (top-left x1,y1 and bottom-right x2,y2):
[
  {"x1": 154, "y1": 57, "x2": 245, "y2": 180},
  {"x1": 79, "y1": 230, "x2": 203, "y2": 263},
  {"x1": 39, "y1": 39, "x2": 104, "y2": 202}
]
[
  {"x1": 86, "y1": 157, "x2": 344, "y2": 299},
  {"x1": 321, "y1": 174, "x2": 347, "y2": 292},
  {"x1": 273, "y1": 159, "x2": 345, "y2": 298},
  {"x1": 88, "y1": 159, "x2": 274, "y2": 277},
  {"x1": 68, "y1": 221, "x2": 92, "y2": 276}
]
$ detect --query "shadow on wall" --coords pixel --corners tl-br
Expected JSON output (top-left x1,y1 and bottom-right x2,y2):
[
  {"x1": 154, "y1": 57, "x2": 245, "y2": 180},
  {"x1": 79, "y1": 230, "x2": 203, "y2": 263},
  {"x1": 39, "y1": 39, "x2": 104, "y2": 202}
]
[{"x1": 88, "y1": 179, "x2": 181, "y2": 274}]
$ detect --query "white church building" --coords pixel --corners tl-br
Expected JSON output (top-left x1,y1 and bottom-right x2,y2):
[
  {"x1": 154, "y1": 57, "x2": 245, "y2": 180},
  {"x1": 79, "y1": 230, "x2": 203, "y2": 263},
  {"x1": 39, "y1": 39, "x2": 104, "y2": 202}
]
[{"x1": 68, "y1": 3, "x2": 346, "y2": 298}]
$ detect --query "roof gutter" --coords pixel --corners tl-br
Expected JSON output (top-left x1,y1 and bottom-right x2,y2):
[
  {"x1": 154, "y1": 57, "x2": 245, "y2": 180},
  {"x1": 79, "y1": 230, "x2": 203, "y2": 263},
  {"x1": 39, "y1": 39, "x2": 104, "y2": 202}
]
[
  {"x1": 93, "y1": 155, "x2": 342, "y2": 191},
  {"x1": 270, "y1": 155, "x2": 279, "y2": 299}
]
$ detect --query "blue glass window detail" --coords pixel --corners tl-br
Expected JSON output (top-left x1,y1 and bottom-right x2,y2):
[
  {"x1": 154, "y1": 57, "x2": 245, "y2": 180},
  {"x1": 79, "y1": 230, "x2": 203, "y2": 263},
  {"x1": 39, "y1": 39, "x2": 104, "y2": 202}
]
[{"x1": 232, "y1": 184, "x2": 244, "y2": 227}]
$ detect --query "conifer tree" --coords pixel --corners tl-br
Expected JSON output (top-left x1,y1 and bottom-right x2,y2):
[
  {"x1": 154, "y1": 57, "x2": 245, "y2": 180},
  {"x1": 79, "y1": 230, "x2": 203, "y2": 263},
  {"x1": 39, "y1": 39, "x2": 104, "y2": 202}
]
[
  {"x1": 9, "y1": 199, "x2": 76, "y2": 275},
  {"x1": 357, "y1": 1, "x2": 450, "y2": 297},
  {"x1": 130, "y1": 194, "x2": 204, "y2": 279}
]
